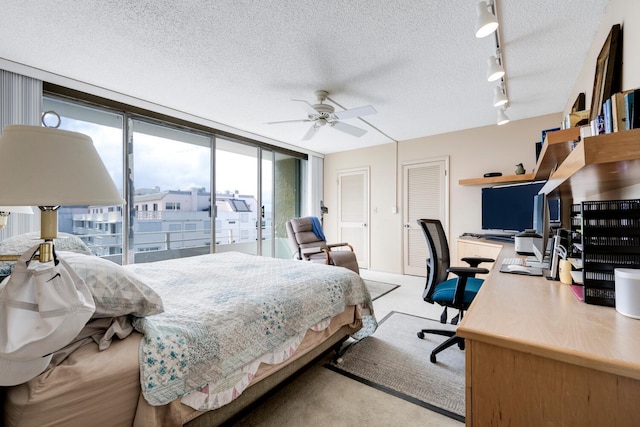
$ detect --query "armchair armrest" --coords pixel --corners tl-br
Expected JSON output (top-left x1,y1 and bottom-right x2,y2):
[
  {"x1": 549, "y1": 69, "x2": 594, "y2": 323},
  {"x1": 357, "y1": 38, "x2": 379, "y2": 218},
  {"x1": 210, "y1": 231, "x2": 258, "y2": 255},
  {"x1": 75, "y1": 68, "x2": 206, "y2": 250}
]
[
  {"x1": 300, "y1": 247, "x2": 331, "y2": 264},
  {"x1": 301, "y1": 247, "x2": 325, "y2": 256},
  {"x1": 326, "y1": 242, "x2": 355, "y2": 252},
  {"x1": 460, "y1": 256, "x2": 494, "y2": 267}
]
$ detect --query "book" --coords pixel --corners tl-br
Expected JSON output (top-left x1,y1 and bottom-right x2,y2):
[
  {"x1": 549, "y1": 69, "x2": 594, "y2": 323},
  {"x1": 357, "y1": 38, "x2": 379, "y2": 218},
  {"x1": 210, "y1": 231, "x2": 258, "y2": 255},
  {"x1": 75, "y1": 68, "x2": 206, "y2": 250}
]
[
  {"x1": 603, "y1": 98, "x2": 612, "y2": 133},
  {"x1": 611, "y1": 91, "x2": 630, "y2": 132},
  {"x1": 625, "y1": 91, "x2": 635, "y2": 130},
  {"x1": 632, "y1": 89, "x2": 640, "y2": 129}
]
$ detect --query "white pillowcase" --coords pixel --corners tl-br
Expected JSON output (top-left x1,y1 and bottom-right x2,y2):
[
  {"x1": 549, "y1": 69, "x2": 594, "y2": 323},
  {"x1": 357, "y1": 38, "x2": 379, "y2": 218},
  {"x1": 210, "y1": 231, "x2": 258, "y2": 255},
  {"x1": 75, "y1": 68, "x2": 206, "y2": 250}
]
[{"x1": 58, "y1": 251, "x2": 164, "y2": 318}]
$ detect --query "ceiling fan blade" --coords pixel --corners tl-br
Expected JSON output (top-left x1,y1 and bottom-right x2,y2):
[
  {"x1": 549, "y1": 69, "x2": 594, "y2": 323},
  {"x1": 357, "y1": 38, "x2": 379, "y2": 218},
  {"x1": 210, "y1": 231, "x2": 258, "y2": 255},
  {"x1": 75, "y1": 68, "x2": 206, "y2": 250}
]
[
  {"x1": 333, "y1": 105, "x2": 377, "y2": 120},
  {"x1": 331, "y1": 121, "x2": 367, "y2": 137},
  {"x1": 266, "y1": 119, "x2": 312, "y2": 125},
  {"x1": 292, "y1": 99, "x2": 320, "y2": 116},
  {"x1": 301, "y1": 124, "x2": 319, "y2": 141}
]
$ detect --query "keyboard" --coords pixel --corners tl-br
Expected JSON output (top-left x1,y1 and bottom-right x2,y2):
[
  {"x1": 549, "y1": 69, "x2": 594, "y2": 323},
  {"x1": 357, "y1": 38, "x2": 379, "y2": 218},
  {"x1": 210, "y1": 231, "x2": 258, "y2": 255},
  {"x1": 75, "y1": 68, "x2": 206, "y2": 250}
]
[{"x1": 501, "y1": 257, "x2": 524, "y2": 266}]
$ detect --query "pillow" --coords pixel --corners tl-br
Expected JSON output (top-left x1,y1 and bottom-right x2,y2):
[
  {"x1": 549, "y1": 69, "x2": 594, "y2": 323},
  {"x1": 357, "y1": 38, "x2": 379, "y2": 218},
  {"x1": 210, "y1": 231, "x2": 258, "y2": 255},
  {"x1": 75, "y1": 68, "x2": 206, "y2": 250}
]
[
  {"x1": 0, "y1": 232, "x2": 93, "y2": 255},
  {"x1": 57, "y1": 251, "x2": 164, "y2": 319},
  {"x1": 0, "y1": 232, "x2": 93, "y2": 274}
]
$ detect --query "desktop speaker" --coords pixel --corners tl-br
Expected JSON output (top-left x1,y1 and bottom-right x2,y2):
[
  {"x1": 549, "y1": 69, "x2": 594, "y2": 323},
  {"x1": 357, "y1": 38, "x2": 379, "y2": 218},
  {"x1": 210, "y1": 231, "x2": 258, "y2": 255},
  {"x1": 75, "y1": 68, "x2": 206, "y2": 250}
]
[{"x1": 615, "y1": 269, "x2": 640, "y2": 319}]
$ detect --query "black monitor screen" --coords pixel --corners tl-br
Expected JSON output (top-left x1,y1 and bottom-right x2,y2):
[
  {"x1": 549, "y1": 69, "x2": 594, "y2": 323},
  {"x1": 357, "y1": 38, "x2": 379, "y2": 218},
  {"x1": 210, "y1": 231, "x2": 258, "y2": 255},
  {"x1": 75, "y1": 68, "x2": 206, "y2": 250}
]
[{"x1": 481, "y1": 181, "x2": 546, "y2": 232}]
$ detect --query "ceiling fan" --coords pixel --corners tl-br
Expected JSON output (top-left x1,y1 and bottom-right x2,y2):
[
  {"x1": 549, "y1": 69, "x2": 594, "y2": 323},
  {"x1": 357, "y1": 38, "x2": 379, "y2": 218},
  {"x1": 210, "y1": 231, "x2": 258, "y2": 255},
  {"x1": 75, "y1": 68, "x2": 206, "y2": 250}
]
[{"x1": 267, "y1": 90, "x2": 377, "y2": 140}]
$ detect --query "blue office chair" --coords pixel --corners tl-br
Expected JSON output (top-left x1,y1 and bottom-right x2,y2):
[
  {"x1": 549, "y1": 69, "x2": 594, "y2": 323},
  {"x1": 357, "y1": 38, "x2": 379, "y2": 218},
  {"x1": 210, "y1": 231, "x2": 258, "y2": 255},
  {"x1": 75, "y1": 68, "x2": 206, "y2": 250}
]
[{"x1": 416, "y1": 219, "x2": 494, "y2": 363}]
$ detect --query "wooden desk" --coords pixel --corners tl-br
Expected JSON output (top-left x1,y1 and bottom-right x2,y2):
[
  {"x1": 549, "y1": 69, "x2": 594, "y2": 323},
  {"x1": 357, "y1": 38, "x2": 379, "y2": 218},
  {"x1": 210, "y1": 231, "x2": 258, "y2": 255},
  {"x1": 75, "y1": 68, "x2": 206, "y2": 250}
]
[{"x1": 457, "y1": 244, "x2": 640, "y2": 426}]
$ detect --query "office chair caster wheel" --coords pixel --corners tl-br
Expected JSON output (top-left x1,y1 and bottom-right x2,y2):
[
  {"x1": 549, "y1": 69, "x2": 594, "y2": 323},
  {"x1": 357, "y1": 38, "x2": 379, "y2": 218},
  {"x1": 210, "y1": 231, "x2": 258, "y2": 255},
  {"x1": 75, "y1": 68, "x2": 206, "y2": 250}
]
[
  {"x1": 417, "y1": 332, "x2": 425, "y2": 339},
  {"x1": 430, "y1": 354, "x2": 437, "y2": 363}
]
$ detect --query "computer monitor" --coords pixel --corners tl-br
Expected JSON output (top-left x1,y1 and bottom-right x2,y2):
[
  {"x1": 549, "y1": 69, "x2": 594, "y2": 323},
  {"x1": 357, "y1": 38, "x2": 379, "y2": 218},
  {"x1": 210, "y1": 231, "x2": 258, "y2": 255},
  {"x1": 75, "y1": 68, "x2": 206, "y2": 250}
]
[{"x1": 532, "y1": 193, "x2": 549, "y2": 263}]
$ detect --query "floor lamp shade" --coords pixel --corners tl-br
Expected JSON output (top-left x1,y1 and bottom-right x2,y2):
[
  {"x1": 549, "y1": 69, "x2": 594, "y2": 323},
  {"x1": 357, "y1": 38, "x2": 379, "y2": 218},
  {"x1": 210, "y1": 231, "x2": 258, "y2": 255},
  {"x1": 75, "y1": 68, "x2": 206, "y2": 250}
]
[{"x1": 0, "y1": 125, "x2": 124, "y2": 207}]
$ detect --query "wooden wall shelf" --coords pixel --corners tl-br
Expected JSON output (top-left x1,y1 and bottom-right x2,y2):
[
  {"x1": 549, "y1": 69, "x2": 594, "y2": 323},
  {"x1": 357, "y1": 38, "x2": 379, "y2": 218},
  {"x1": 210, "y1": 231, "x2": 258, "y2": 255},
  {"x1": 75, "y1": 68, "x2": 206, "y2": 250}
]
[
  {"x1": 459, "y1": 173, "x2": 535, "y2": 186},
  {"x1": 460, "y1": 127, "x2": 640, "y2": 201},
  {"x1": 459, "y1": 127, "x2": 580, "y2": 186},
  {"x1": 541, "y1": 128, "x2": 640, "y2": 199}
]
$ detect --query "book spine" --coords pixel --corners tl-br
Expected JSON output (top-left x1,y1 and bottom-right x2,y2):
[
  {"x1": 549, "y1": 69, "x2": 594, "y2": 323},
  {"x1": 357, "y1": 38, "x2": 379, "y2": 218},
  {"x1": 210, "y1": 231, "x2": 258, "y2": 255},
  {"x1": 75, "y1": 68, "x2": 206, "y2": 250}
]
[
  {"x1": 625, "y1": 92, "x2": 634, "y2": 130},
  {"x1": 633, "y1": 89, "x2": 640, "y2": 129},
  {"x1": 604, "y1": 98, "x2": 612, "y2": 133}
]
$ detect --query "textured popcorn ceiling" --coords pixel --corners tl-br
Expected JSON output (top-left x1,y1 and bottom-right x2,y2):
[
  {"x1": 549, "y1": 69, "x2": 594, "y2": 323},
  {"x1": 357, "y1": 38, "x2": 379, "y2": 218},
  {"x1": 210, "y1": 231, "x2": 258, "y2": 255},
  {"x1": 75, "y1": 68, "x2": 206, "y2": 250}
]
[{"x1": 0, "y1": 0, "x2": 609, "y2": 154}]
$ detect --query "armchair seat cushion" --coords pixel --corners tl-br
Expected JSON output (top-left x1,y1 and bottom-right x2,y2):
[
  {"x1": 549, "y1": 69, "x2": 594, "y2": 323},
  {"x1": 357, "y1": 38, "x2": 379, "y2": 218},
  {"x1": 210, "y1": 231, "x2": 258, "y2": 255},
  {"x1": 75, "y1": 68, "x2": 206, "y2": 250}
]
[{"x1": 431, "y1": 277, "x2": 483, "y2": 305}]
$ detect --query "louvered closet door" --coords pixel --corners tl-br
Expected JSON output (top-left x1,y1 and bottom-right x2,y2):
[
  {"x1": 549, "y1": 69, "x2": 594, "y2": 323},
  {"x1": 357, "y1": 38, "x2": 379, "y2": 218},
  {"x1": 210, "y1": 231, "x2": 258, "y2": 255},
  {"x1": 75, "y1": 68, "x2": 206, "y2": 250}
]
[
  {"x1": 337, "y1": 168, "x2": 369, "y2": 269},
  {"x1": 403, "y1": 159, "x2": 448, "y2": 276}
]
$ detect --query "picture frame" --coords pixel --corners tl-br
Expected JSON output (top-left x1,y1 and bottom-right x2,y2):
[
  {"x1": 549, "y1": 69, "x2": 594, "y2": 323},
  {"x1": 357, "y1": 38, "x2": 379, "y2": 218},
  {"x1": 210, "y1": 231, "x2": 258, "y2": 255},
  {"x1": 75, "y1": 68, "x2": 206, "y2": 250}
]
[{"x1": 590, "y1": 24, "x2": 623, "y2": 122}]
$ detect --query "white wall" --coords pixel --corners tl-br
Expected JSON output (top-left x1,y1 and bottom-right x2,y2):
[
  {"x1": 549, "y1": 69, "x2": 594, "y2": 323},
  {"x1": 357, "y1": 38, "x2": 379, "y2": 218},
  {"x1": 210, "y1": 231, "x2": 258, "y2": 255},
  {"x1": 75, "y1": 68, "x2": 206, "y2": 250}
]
[
  {"x1": 324, "y1": 113, "x2": 561, "y2": 274},
  {"x1": 325, "y1": 0, "x2": 640, "y2": 275}
]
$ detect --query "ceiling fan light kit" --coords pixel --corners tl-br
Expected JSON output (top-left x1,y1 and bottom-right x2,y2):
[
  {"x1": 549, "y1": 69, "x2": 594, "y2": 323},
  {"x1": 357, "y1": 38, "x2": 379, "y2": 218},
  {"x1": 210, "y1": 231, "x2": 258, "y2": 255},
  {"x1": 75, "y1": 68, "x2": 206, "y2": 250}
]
[{"x1": 267, "y1": 89, "x2": 377, "y2": 141}]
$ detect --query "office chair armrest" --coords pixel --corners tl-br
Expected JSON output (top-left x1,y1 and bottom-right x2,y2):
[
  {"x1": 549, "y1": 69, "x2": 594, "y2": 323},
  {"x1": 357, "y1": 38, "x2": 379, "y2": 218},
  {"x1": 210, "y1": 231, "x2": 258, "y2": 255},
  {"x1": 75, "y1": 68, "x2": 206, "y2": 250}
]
[
  {"x1": 460, "y1": 257, "x2": 495, "y2": 268},
  {"x1": 447, "y1": 266, "x2": 489, "y2": 277},
  {"x1": 326, "y1": 242, "x2": 355, "y2": 252},
  {"x1": 447, "y1": 266, "x2": 489, "y2": 307}
]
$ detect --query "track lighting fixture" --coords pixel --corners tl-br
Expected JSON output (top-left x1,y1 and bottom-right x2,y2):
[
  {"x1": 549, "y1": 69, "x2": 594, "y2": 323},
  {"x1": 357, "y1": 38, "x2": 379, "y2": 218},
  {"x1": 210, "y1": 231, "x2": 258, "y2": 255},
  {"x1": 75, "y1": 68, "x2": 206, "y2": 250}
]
[
  {"x1": 493, "y1": 85, "x2": 508, "y2": 107},
  {"x1": 475, "y1": 1, "x2": 499, "y2": 38},
  {"x1": 497, "y1": 107, "x2": 510, "y2": 125},
  {"x1": 487, "y1": 54, "x2": 505, "y2": 82}
]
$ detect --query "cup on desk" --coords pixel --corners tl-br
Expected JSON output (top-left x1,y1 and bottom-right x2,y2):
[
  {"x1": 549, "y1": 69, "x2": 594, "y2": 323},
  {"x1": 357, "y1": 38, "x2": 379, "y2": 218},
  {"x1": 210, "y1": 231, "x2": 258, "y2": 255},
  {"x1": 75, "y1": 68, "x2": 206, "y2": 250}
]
[{"x1": 558, "y1": 259, "x2": 573, "y2": 284}]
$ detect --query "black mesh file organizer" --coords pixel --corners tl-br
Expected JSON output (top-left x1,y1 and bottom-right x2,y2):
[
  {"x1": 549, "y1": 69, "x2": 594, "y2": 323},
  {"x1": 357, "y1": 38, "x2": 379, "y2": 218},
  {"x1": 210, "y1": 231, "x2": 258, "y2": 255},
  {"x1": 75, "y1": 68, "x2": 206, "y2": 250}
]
[{"x1": 581, "y1": 199, "x2": 640, "y2": 306}]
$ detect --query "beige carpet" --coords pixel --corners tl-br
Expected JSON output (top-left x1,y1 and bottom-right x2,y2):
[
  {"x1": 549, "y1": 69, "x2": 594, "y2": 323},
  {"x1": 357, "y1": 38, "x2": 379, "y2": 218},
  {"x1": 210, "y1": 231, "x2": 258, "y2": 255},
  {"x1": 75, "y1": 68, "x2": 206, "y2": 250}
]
[
  {"x1": 326, "y1": 311, "x2": 465, "y2": 422},
  {"x1": 363, "y1": 279, "x2": 399, "y2": 300}
]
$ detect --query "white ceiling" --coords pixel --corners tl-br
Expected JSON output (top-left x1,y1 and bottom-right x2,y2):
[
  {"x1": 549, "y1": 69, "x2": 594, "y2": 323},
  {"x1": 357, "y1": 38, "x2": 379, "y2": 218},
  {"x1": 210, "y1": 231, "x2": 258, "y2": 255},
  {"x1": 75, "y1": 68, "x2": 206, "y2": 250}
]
[{"x1": 1, "y1": 0, "x2": 609, "y2": 154}]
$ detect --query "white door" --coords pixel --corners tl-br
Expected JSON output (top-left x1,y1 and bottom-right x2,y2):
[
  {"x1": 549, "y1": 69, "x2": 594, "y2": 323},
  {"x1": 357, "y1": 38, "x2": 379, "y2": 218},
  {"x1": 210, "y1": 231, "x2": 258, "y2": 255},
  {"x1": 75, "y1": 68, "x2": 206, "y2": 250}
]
[
  {"x1": 403, "y1": 158, "x2": 448, "y2": 276},
  {"x1": 337, "y1": 168, "x2": 369, "y2": 269}
]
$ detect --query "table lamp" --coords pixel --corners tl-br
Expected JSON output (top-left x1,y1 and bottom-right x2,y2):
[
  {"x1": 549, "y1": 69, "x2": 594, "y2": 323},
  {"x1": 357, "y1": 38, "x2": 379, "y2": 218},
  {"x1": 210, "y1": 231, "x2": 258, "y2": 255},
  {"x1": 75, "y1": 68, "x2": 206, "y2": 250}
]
[{"x1": 0, "y1": 123, "x2": 124, "y2": 262}]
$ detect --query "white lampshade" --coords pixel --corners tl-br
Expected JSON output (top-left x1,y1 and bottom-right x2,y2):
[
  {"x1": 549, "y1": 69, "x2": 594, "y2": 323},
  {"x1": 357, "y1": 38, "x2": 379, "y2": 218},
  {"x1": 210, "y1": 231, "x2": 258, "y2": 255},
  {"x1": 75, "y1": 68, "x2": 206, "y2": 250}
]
[
  {"x1": 0, "y1": 125, "x2": 123, "y2": 206},
  {"x1": 497, "y1": 107, "x2": 510, "y2": 125},
  {"x1": 493, "y1": 86, "x2": 508, "y2": 107},
  {"x1": 487, "y1": 55, "x2": 505, "y2": 82},
  {"x1": 475, "y1": 1, "x2": 499, "y2": 38},
  {"x1": 0, "y1": 125, "x2": 124, "y2": 242}
]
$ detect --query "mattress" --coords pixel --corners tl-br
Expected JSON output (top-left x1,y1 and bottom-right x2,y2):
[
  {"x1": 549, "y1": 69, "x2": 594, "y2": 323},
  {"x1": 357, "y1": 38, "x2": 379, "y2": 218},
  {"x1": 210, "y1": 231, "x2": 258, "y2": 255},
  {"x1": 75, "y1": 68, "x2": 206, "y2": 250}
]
[{"x1": 4, "y1": 306, "x2": 361, "y2": 427}]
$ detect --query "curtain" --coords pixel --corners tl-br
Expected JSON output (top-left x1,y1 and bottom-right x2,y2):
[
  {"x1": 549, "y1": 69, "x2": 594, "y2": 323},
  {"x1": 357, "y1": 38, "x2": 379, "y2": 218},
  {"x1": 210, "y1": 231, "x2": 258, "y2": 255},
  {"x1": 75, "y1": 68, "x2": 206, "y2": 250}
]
[{"x1": 0, "y1": 69, "x2": 42, "y2": 238}]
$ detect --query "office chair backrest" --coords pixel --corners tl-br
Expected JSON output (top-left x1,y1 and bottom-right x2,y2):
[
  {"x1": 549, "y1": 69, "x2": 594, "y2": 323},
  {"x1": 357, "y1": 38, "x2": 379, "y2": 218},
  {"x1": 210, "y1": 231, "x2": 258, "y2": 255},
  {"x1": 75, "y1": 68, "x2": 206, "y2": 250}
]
[{"x1": 418, "y1": 219, "x2": 451, "y2": 299}]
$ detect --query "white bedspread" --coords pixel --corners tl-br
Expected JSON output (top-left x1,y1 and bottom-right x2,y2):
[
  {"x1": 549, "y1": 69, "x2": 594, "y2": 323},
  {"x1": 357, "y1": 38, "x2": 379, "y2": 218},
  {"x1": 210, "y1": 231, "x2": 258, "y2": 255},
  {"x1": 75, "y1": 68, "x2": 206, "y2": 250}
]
[{"x1": 127, "y1": 252, "x2": 376, "y2": 409}]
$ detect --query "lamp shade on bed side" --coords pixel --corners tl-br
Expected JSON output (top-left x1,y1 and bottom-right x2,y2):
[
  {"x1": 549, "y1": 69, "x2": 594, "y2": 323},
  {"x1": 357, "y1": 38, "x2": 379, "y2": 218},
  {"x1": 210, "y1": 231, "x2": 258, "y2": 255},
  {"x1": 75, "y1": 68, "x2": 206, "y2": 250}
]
[{"x1": 0, "y1": 125, "x2": 124, "y2": 259}]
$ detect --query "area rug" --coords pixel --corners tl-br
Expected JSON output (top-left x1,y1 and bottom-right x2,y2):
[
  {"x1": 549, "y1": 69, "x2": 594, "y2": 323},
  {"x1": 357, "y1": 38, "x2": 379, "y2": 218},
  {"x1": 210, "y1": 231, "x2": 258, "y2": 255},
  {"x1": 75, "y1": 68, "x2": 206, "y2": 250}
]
[
  {"x1": 326, "y1": 311, "x2": 465, "y2": 422},
  {"x1": 363, "y1": 280, "x2": 399, "y2": 301}
]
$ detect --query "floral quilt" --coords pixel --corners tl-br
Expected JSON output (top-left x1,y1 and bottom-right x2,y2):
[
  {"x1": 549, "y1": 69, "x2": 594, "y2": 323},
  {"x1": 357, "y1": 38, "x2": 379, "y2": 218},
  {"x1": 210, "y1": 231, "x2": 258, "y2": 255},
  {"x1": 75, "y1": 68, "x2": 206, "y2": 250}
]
[{"x1": 128, "y1": 251, "x2": 376, "y2": 408}]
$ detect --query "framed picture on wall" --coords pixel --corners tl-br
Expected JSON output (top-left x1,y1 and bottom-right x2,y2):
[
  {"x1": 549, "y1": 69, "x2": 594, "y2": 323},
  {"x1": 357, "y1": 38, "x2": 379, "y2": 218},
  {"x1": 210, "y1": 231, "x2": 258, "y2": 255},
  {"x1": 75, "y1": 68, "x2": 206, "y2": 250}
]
[{"x1": 590, "y1": 24, "x2": 623, "y2": 122}]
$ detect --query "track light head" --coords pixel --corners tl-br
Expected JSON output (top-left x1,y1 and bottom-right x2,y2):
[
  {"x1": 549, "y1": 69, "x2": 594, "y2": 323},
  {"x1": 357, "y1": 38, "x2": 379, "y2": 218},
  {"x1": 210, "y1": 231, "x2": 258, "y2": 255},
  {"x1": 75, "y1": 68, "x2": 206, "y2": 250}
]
[
  {"x1": 475, "y1": 1, "x2": 499, "y2": 38},
  {"x1": 493, "y1": 86, "x2": 508, "y2": 107},
  {"x1": 497, "y1": 107, "x2": 510, "y2": 125},
  {"x1": 487, "y1": 55, "x2": 505, "y2": 82}
]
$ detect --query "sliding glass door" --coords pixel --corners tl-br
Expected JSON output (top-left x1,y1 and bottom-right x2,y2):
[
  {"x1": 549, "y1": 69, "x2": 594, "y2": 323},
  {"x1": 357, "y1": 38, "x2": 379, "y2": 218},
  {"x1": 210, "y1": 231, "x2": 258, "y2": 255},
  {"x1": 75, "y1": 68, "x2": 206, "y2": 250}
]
[
  {"x1": 39, "y1": 95, "x2": 306, "y2": 263},
  {"x1": 214, "y1": 138, "x2": 259, "y2": 255},
  {"x1": 129, "y1": 119, "x2": 212, "y2": 263}
]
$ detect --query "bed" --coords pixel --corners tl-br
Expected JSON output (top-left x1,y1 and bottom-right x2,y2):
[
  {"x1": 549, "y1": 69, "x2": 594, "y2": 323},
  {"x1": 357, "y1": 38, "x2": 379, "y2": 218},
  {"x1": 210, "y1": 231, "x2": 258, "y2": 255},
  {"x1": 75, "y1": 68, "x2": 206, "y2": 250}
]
[{"x1": 1, "y1": 244, "x2": 376, "y2": 427}]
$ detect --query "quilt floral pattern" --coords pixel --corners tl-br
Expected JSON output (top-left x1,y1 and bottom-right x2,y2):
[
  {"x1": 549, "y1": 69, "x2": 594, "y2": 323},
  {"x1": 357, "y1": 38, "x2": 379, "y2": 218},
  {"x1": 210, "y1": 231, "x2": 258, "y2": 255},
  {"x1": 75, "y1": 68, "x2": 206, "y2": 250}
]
[{"x1": 128, "y1": 252, "x2": 375, "y2": 407}]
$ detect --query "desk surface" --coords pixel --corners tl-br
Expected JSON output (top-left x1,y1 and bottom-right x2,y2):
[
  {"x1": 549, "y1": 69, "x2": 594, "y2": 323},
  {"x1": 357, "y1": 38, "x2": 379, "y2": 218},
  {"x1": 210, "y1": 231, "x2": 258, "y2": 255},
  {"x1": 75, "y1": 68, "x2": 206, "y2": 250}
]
[{"x1": 457, "y1": 244, "x2": 640, "y2": 381}]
